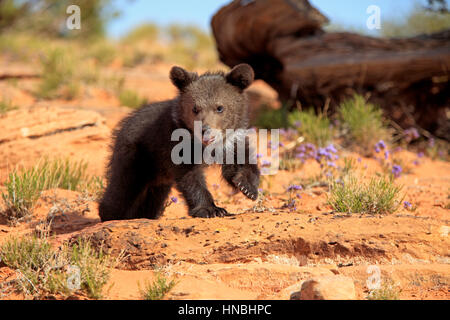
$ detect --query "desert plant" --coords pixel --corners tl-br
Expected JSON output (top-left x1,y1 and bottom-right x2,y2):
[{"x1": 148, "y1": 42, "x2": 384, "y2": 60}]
[
  {"x1": 0, "y1": 98, "x2": 17, "y2": 115},
  {"x1": 338, "y1": 94, "x2": 390, "y2": 155},
  {"x1": 36, "y1": 49, "x2": 78, "y2": 99},
  {"x1": 328, "y1": 174, "x2": 403, "y2": 215},
  {"x1": 121, "y1": 23, "x2": 160, "y2": 44},
  {"x1": 254, "y1": 105, "x2": 288, "y2": 129},
  {"x1": 68, "y1": 238, "x2": 117, "y2": 299},
  {"x1": 0, "y1": 0, "x2": 117, "y2": 39},
  {"x1": 289, "y1": 109, "x2": 332, "y2": 147},
  {"x1": 2, "y1": 165, "x2": 49, "y2": 222},
  {"x1": 382, "y1": 4, "x2": 450, "y2": 38},
  {"x1": 85, "y1": 41, "x2": 117, "y2": 66},
  {"x1": 1, "y1": 158, "x2": 92, "y2": 222},
  {"x1": 0, "y1": 235, "x2": 118, "y2": 299},
  {"x1": 139, "y1": 272, "x2": 177, "y2": 300},
  {"x1": 118, "y1": 89, "x2": 146, "y2": 109},
  {"x1": 367, "y1": 278, "x2": 401, "y2": 300}
]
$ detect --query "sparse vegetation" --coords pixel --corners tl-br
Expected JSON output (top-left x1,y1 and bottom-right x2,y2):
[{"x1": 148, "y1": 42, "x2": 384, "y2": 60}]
[
  {"x1": 138, "y1": 272, "x2": 177, "y2": 300},
  {"x1": 121, "y1": 23, "x2": 160, "y2": 45},
  {"x1": 0, "y1": 98, "x2": 17, "y2": 115},
  {"x1": 289, "y1": 109, "x2": 332, "y2": 147},
  {"x1": 118, "y1": 89, "x2": 146, "y2": 109},
  {"x1": 36, "y1": 49, "x2": 79, "y2": 100},
  {"x1": 382, "y1": 4, "x2": 450, "y2": 38},
  {"x1": 367, "y1": 278, "x2": 401, "y2": 300},
  {"x1": 338, "y1": 94, "x2": 390, "y2": 155},
  {"x1": 0, "y1": 235, "x2": 118, "y2": 299},
  {"x1": 328, "y1": 174, "x2": 403, "y2": 215},
  {"x1": 1, "y1": 158, "x2": 96, "y2": 222},
  {"x1": 255, "y1": 105, "x2": 288, "y2": 129}
]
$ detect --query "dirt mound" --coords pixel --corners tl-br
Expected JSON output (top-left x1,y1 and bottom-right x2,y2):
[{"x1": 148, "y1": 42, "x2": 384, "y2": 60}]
[{"x1": 65, "y1": 206, "x2": 448, "y2": 271}]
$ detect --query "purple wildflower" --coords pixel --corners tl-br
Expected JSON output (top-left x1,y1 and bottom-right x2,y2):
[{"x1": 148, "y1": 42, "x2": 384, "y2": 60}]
[
  {"x1": 327, "y1": 161, "x2": 337, "y2": 168},
  {"x1": 403, "y1": 201, "x2": 412, "y2": 209},
  {"x1": 170, "y1": 196, "x2": 178, "y2": 204},
  {"x1": 392, "y1": 164, "x2": 402, "y2": 177},
  {"x1": 287, "y1": 185, "x2": 302, "y2": 192},
  {"x1": 325, "y1": 144, "x2": 338, "y2": 154},
  {"x1": 375, "y1": 140, "x2": 386, "y2": 150},
  {"x1": 261, "y1": 160, "x2": 271, "y2": 167}
]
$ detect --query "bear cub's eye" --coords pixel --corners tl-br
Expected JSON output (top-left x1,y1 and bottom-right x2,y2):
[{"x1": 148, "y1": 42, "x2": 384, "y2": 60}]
[
  {"x1": 216, "y1": 106, "x2": 224, "y2": 113},
  {"x1": 192, "y1": 106, "x2": 199, "y2": 114}
]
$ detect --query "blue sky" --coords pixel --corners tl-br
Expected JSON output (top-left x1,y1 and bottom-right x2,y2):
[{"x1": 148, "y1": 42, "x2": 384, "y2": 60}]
[{"x1": 107, "y1": 0, "x2": 426, "y2": 38}]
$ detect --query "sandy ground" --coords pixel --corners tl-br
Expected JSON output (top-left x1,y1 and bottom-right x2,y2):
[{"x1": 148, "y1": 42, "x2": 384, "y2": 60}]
[{"x1": 0, "y1": 61, "x2": 448, "y2": 300}]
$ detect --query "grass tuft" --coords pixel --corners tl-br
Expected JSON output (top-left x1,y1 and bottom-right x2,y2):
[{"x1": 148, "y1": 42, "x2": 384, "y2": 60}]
[
  {"x1": 118, "y1": 89, "x2": 146, "y2": 109},
  {"x1": 367, "y1": 279, "x2": 401, "y2": 300},
  {"x1": 328, "y1": 174, "x2": 403, "y2": 215},
  {"x1": 289, "y1": 109, "x2": 332, "y2": 147},
  {"x1": 1, "y1": 158, "x2": 93, "y2": 223},
  {"x1": 138, "y1": 272, "x2": 177, "y2": 300},
  {"x1": 338, "y1": 95, "x2": 390, "y2": 155},
  {"x1": 0, "y1": 98, "x2": 17, "y2": 115},
  {"x1": 0, "y1": 235, "x2": 118, "y2": 299},
  {"x1": 36, "y1": 49, "x2": 79, "y2": 100}
]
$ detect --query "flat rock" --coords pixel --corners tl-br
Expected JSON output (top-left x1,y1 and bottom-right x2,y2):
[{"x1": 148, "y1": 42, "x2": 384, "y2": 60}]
[{"x1": 294, "y1": 275, "x2": 356, "y2": 300}]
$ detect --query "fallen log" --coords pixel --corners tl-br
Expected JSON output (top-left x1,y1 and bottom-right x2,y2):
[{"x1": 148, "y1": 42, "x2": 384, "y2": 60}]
[{"x1": 211, "y1": 0, "x2": 450, "y2": 139}]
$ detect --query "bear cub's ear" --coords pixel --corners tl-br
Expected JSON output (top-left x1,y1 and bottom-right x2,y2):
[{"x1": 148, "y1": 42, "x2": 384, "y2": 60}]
[
  {"x1": 225, "y1": 64, "x2": 254, "y2": 91},
  {"x1": 170, "y1": 66, "x2": 197, "y2": 90}
]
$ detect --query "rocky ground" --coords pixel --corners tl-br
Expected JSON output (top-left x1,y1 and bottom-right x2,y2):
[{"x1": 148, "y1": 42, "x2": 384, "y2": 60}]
[{"x1": 0, "y1": 61, "x2": 448, "y2": 300}]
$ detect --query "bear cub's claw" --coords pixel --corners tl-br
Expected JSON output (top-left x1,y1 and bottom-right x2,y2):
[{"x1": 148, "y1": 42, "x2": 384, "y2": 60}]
[
  {"x1": 232, "y1": 175, "x2": 258, "y2": 201},
  {"x1": 190, "y1": 205, "x2": 229, "y2": 218}
]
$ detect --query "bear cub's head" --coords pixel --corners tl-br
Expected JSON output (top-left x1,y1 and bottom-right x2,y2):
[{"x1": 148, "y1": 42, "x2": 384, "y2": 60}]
[{"x1": 170, "y1": 64, "x2": 254, "y2": 145}]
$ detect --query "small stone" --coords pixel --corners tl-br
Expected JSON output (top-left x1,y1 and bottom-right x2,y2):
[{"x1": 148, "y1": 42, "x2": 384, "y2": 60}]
[{"x1": 292, "y1": 275, "x2": 356, "y2": 300}]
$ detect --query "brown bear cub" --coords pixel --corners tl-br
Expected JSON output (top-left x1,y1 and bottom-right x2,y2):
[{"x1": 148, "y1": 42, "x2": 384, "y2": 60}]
[{"x1": 99, "y1": 64, "x2": 260, "y2": 221}]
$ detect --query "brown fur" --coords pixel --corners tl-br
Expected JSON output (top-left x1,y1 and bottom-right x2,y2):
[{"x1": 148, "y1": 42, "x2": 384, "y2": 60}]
[{"x1": 99, "y1": 64, "x2": 260, "y2": 220}]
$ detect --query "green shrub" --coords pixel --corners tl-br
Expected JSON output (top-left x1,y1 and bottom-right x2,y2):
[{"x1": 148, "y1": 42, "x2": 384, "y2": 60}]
[
  {"x1": 254, "y1": 105, "x2": 288, "y2": 129},
  {"x1": 1, "y1": 158, "x2": 92, "y2": 222},
  {"x1": 367, "y1": 278, "x2": 401, "y2": 300},
  {"x1": 121, "y1": 23, "x2": 159, "y2": 44},
  {"x1": 36, "y1": 49, "x2": 77, "y2": 100},
  {"x1": 139, "y1": 272, "x2": 177, "y2": 300},
  {"x1": 0, "y1": 98, "x2": 17, "y2": 115},
  {"x1": 68, "y1": 238, "x2": 116, "y2": 299},
  {"x1": 328, "y1": 174, "x2": 403, "y2": 215},
  {"x1": 0, "y1": 235, "x2": 117, "y2": 299},
  {"x1": 85, "y1": 41, "x2": 117, "y2": 66},
  {"x1": 382, "y1": 5, "x2": 450, "y2": 38},
  {"x1": 338, "y1": 95, "x2": 390, "y2": 155},
  {"x1": 119, "y1": 90, "x2": 146, "y2": 109},
  {"x1": 289, "y1": 109, "x2": 332, "y2": 147}
]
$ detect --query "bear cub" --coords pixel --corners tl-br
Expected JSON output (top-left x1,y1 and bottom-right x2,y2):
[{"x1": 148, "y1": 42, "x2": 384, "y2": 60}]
[{"x1": 99, "y1": 64, "x2": 260, "y2": 221}]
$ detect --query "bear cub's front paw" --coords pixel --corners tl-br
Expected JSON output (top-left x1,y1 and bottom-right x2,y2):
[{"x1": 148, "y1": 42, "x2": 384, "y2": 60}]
[
  {"x1": 189, "y1": 205, "x2": 229, "y2": 218},
  {"x1": 232, "y1": 169, "x2": 259, "y2": 201}
]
